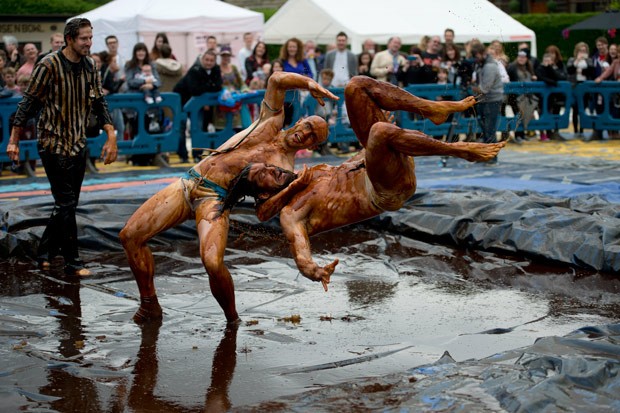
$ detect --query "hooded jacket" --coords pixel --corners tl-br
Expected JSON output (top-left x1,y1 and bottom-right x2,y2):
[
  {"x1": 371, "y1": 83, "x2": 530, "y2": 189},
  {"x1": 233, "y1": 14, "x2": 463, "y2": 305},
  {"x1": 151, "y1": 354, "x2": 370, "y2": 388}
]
[{"x1": 155, "y1": 58, "x2": 183, "y2": 92}]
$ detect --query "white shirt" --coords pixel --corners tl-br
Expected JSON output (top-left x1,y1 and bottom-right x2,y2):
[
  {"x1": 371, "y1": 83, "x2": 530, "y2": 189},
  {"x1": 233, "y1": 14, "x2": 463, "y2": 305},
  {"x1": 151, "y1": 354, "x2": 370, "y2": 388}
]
[
  {"x1": 237, "y1": 46, "x2": 253, "y2": 79},
  {"x1": 332, "y1": 50, "x2": 349, "y2": 87}
]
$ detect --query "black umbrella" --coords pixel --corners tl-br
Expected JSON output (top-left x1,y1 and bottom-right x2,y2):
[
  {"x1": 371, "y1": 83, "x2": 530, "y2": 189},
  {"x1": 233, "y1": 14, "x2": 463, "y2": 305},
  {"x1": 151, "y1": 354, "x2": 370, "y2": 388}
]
[{"x1": 565, "y1": 10, "x2": 619, "y2": 30}]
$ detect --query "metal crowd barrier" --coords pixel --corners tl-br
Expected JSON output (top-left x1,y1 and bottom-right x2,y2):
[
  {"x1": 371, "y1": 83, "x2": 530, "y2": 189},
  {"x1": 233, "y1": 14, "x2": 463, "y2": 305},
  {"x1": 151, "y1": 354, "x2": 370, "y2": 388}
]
[{"x1": 2, "y1": 81, "x2": 619, "y2": 176}]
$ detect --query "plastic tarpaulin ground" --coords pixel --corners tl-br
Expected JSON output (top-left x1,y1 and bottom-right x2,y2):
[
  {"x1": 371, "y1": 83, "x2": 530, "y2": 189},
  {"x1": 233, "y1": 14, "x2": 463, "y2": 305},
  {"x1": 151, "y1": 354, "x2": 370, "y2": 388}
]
[{"x1": 1, "y1": 150, "x2": 619, "y2": 411}]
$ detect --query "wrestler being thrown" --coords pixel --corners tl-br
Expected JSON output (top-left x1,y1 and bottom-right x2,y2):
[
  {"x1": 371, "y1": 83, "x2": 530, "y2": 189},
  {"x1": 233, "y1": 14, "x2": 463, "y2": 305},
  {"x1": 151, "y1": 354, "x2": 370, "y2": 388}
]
[
  {"x1": 249, "y1": 76, "x2": 505, "y2": 290},
  {"x1": 119, "y1": 72, "x2": 338, "y2": 325}
]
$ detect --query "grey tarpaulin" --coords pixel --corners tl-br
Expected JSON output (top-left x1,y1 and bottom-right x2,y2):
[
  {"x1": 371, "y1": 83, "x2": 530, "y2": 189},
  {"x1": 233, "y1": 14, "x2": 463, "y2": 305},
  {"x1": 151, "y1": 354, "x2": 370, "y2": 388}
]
[
  {"x1": 237, "y1": 324, "x2": 620, "y2": 412},
  {"x1": 1, "y1": 184, "x2": 618, "y2": 272}
]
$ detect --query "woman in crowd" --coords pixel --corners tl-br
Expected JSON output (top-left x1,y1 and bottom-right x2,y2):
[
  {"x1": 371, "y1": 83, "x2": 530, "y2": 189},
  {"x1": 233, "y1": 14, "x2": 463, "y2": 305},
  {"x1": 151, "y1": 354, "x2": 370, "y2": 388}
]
[
  {"x1": 507, "y1": 50, "x2": 537, "y2": 143},
  {"x1": 150, "y1": 32, "x2": 176, "y2": 61},
  {"x1": 566, "y1": 42, "x2": 595, "y2": 137},
  {"x1": 244, "y1": 41, "x2": 269, "y2": 86},
  {"x1": 279, "y1": 38, "x2": 311, "y2": 125},
  {"x1": 357, "y1": 51, "x2": 373, "y2": 78},
  {"x1": 279, "y1": 37, "x2": 312, "y2": 77},
  {"x1": 441, "y1": 43, "x2": 463, "y2": 85},
  {"x1": 535, "y1": 46, "x2": 568, "y2": 141}
]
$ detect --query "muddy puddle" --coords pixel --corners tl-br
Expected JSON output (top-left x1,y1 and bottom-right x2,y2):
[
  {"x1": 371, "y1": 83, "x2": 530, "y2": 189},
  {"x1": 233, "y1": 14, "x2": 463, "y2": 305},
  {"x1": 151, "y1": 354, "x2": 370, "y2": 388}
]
[{"x1": 1, "y1": 220, "x2": 619, "y2": 412}]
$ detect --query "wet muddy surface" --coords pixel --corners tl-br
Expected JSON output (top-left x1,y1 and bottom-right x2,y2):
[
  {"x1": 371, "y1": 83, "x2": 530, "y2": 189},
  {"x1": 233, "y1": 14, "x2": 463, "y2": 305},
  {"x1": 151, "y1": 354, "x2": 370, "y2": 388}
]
[{"x1": 2, "y1": 219, "x2": 619, "y2": 412}]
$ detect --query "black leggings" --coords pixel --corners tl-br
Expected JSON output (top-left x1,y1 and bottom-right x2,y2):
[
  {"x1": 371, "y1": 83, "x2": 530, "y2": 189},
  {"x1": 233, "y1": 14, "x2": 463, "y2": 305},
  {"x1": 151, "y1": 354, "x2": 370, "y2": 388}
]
[{"x1": 37, "y1": 146, "x2": 87, "y2": 262}]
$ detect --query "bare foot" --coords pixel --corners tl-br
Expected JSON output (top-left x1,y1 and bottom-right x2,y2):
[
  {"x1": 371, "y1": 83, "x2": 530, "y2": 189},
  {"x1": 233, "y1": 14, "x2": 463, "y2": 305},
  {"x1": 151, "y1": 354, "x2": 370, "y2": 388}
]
[
  {"x1": 457, "y1": 141, "x2": 506, "y2": 162},
  {"x1": 133, "y1": 296, "x2": 163, "y2": 324},
  {"x1": 426, "y1": 96, "x2": 477, "y2": 125}
]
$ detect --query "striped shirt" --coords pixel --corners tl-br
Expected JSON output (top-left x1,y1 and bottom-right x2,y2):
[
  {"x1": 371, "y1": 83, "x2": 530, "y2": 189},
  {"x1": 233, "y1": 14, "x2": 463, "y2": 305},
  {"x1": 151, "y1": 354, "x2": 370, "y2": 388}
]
[{"x1": 13, "y1": 49, "x2": 112, "y2": 156}]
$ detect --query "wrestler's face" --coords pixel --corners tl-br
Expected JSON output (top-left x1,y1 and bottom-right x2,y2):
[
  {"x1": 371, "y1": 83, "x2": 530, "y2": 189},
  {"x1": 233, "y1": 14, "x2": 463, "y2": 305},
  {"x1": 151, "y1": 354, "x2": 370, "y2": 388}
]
[
  {"x1": 285, "y1": 116, "x2": 328, "y2": 149},
  {"x1": 247, "y1": 163, "x2": 295, "y2": 191}
]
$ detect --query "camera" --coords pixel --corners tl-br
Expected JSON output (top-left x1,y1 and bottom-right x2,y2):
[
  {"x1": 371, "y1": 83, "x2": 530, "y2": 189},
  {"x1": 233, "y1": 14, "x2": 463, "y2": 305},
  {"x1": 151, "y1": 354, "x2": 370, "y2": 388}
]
[{"x1": 407, "y1": 55, "x2": 418, "y2": 61}]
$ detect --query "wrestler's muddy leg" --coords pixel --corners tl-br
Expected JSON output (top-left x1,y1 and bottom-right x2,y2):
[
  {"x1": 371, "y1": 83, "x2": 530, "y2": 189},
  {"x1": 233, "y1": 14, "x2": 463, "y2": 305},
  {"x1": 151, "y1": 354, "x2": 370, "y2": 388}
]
[
  {"x1": 365, "y1": 122, "x2": 505, "y2": 192},
  {"x1": 195, "y1": 210, "x2": 240, "y2": 324},
  {"x1": 344, "y1": 76, "x2": 477, "y2": 146},
  {"x1": 120, "y1": 181, "x2": 192, "y2": 323}
]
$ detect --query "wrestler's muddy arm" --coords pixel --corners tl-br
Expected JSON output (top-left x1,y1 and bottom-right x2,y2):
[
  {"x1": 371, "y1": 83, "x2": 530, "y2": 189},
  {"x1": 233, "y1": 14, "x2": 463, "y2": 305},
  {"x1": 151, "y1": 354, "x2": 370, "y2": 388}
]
[
  {"x1": 279, "y1": 205, "x2": 338, "y2": 291},
  {"x1": 264, "y1": 71, "x2": 338, "y2": 110}
]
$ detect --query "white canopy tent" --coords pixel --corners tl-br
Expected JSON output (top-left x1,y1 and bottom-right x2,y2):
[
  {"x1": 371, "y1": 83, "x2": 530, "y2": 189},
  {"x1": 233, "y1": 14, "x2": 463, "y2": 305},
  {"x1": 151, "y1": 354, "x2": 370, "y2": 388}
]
[
  {"x1": 264, "y1": 0, "x2": 537, "y2": 56},
  {"x1": 72, "y1": 0, "x2": 264, "y2": 69}
]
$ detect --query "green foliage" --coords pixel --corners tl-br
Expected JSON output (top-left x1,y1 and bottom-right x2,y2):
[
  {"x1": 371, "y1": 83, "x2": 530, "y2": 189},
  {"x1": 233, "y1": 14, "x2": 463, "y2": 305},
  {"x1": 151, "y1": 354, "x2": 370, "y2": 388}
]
[
  {"x1": 512, "y1": 13, "x2": 612, "y2": 60},
  {"x1": 0, "y1": 0, "x2": 106, "y2": 14},
  {"x1": 253, "y1": 8, "x2": 278, "y2": 22},
  {"x1": 509, "y1": 0, "x2": 520, "y2": 13}
]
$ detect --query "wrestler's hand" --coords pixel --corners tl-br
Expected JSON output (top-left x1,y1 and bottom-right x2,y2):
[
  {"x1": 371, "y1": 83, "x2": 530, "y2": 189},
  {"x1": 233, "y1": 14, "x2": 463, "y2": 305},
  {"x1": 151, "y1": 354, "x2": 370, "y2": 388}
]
[
  {"x1": 294, "y1": 164, "x2": 313, "y2": 186},
  {"x1": 382, "y1": 110, "x2": 396, "y2": 124},
  {"x1": 308, "y1": 81, "x2": 339, "y2": 106},
  {"x1": 315, "y1": 258, "x2": 339, "y2": 292}
]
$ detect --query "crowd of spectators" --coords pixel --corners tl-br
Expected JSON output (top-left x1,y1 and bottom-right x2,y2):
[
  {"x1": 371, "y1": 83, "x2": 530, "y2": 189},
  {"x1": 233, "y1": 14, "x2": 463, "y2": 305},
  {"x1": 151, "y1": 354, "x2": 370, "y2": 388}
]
[{"x1": 2, "y1": 27, "x2": 620, "y2": 168}]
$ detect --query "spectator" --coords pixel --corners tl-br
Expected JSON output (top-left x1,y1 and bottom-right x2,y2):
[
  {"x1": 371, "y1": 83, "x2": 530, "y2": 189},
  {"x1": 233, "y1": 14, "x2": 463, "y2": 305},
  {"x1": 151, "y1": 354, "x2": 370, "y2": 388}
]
[
  {"x1": 6, "y1": 17, "x2": 117, "y2": 276},
  {"x1": 535, "y1": 51, "x2": 568, "y2": 141},
  {"x1": 279, "y1": 38, "x2": 312, "y2": 125},
  {"x1": 418, "y1": 36, "x2": 430, "y2": 53},
  {"x1": 155, "y1": 44, "x2": 183, "y2": 92},
  {"x1": 265, "y1": 59, "x2": 283, "y2": 83},
  {"x1": 567, "y1": 42, "x2": 595, "y2": 138},
  {"x1": 361, "y1": 39, "x2": 378, "y2": 59},
  {"x1": 594, "y1": 44, "x2": 620, "y2": 138},
  {"x1": 441, "y1": 43, "x2": 462, "y2": 85},
  {"x1": 16, "y1": 74, "x2": 30, "y2": 94},
  {"x1": 3, "y1": 35, "x2": 23, "y2": 70},
  {"x1": 105, "y1": 35, "x2": 126, "y2": 86},
  {"x1": 124, "y1": 42, "x2": 161, "y2": 95},
  {"x1": 422, "y1": 35, "x2": 443, "y2": 70},
  {"x1": 518, "y1": 42, "x2": 539, "y2": 70},
  {"x1": 173, "y1": 50, "x2": 222, "y2": 163},
  {"x1": 399, "y1": 46, "x2": 436, "y2": 86},
  {"x1": 2, "y1": 67, "x2": 19, "y2": 95},
  {"x1": 357, "y1": 51, "x2": 373, "y2": 78},
  {"x1": 444, "y1": 28, "x2": 455, "y2": 50},
  {"x1": 0, "y1": 51, "x2": 8, "y2": 88},
  {"x1": 507, "y1": 50, "x2": 537, "y2": 143},
  {"x1": 237, "y1": 32, "x2": 254, "y2": 80},
  {"x1": 324, "y1": 31, "x2": 358, "y2": 87},
  {"x1": 244, "y1": 41, "x2": 269, "y2": 86},
  {"x1": 137, "y1": 64, "x2": 162, "y2": 104},
  {"x1": 219, "y1": 46, "x2": 244, "y2": 91},
  {"x1": 304, "y1": 40, "x2": 322, "y2": 80},
  {"x1": 370, "y1": 36, "x2": 406, "y2": 84},
  {"x1": 279, "y1": 37, "x2": 312, "y2": 77},
  {"x1": 592, "y1": 36, "x2": 611, "y2": 78},
  {"x1": 16, "y1": 43, "x2": 38, "y2": 80},
  {"x1": 36, "y1": 33, "x2": 64, "y2": 64},
  {"x1": 470, "y1": 42, "x2": 504, "y2": 156},
  {"x1": 150, "y1": 32, "x2": 176, "y2": 61}
]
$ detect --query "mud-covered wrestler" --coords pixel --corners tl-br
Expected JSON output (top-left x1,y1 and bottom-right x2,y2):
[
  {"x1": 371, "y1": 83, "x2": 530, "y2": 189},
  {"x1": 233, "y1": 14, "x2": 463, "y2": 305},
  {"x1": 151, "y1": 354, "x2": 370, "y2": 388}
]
[
  {"x1": 119, "y1": 72, "x2": 338, "y2": 325},
  {"x1": 249, "y1": 76, "x2": 505, "y2": 290}
]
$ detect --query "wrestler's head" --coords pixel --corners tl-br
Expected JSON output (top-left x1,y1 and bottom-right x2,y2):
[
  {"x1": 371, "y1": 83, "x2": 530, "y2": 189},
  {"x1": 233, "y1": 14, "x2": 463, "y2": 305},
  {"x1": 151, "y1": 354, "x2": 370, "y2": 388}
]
[
  {"x1": 284, "y1": 116, "x2": 329, "y2": 150},
  {"x1": 222, "y1": 163, "x2": 297, "y2": 211}
]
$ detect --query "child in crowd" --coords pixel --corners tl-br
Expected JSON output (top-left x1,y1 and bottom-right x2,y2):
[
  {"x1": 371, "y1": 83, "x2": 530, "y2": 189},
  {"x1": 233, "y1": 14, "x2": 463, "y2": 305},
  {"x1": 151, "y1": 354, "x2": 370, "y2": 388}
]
[
  {"x1": 16, "y1": 74, "x2": 30, "y2": 96},
  {"x1": 2, "y1": 67, "x2": 19, "y2": 96},
  {"x1": 139, "y1": 64, "x2": 162, "y2": 104}
]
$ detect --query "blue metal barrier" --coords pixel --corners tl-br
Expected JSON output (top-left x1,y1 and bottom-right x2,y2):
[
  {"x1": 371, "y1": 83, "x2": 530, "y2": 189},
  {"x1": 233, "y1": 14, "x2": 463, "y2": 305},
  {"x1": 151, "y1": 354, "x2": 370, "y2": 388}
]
[{"x1": 574, "y1": 81, "x2": 620, "y2": 131}]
